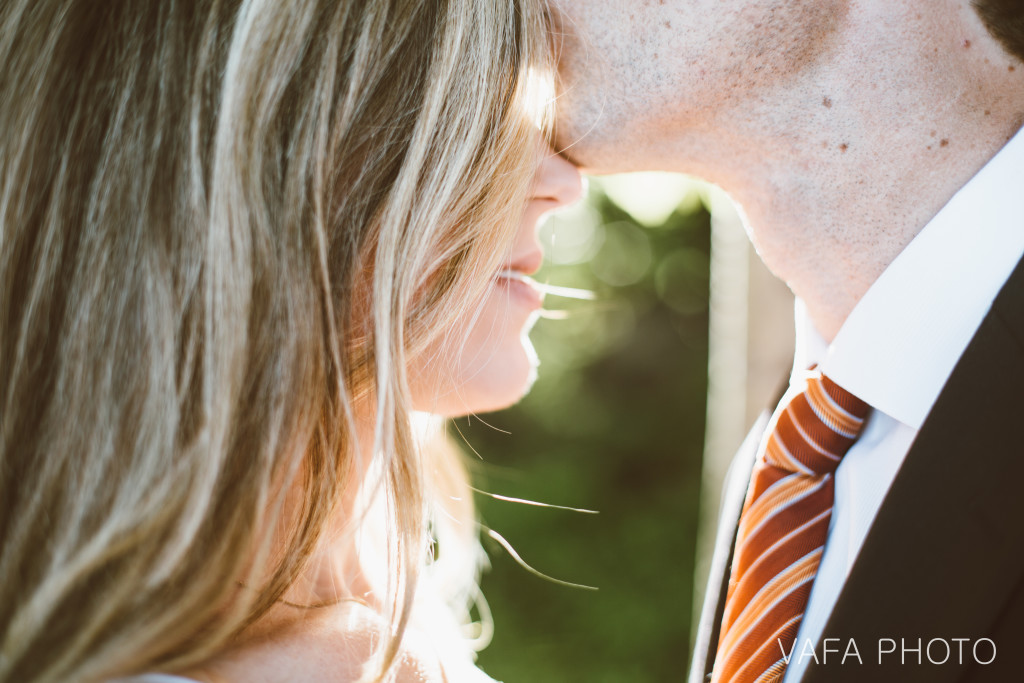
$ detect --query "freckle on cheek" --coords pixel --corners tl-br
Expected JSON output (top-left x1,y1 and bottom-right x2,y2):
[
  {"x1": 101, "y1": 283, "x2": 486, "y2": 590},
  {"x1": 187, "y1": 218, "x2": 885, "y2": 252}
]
[
  {"x1": 839, "y1": 143, "x2": 848, "y2": 152},
  {"x1": 940, "y1": 139, "x2": 949, "y2": 147}
]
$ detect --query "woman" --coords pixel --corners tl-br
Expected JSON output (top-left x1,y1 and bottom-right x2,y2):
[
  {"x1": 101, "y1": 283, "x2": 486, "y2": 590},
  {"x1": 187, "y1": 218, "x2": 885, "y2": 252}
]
[{"x1": 0, "y1": 1, "x2": 580, "y2": 681}]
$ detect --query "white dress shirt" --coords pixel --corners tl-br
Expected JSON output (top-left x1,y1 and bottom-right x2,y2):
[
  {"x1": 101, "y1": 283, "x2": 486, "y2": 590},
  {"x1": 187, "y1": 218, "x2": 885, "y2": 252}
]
[{"x1": 781, "y1": 125, "x2": 1024, "y2": 682}]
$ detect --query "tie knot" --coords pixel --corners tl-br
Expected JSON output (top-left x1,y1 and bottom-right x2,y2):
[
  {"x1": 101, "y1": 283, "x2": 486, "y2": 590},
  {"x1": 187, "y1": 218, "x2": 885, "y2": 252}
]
[{"x1": 761, "y1": 370, "x2": 871, "y2": 476}]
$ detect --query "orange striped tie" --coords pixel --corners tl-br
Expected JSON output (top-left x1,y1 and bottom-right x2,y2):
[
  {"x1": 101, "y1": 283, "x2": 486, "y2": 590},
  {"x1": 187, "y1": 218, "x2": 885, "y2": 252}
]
[{"x1": 712, "y1": 369, "x2": 870, "y2": 683}]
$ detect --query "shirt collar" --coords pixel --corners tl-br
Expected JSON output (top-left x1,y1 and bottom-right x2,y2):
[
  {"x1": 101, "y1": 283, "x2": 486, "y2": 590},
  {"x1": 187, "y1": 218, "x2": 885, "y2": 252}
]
[{"x1": 794, "y1": 125, "x2": 1024, "y2": 430}]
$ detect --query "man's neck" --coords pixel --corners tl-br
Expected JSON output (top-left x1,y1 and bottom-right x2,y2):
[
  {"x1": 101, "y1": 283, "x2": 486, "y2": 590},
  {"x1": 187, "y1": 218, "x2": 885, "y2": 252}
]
[{"x1": 678, "y1": 3, "x2": 1024, "y2": 341}]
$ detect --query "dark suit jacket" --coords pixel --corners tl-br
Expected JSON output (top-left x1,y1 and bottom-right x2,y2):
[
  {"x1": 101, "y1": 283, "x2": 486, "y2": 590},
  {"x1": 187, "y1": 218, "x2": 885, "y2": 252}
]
[{"x1": 689, "y1": 253, "x2": 1024, "y2": 683}]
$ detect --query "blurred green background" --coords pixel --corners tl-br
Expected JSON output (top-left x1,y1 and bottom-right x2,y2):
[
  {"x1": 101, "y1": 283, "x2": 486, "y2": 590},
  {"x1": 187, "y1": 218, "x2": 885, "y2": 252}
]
[{"x1": 455, "y1": 176, "x2": 711, "y2": 683}]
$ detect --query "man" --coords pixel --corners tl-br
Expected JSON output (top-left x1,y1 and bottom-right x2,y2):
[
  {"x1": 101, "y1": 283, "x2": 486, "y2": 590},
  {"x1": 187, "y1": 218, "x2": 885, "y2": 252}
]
[{"x1": 550, "y1": 1, "x2": 1024, "y2": 682}]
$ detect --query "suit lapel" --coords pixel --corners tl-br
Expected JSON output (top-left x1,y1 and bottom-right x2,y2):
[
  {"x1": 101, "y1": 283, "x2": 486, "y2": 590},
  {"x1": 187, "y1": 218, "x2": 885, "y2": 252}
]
[{"x1": 801, "y1": 254, "x2": 1024, "y2": 683}]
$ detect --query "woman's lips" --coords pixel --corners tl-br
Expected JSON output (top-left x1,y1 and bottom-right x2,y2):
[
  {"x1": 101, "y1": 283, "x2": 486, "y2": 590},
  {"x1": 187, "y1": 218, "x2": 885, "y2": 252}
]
[
  {"x1": 494, "y1": 269, "x2": 597, "y2": 309},
  {"x1": 495, "y1": 269, "x2": 544, "y2": 309},
  {"x1": 507, "y1": 250, "x2": 544, "y2": 276}
]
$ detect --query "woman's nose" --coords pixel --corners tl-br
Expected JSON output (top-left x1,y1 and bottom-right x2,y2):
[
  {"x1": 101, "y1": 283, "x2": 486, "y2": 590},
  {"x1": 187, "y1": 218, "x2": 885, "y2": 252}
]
[{"x1": 533, "y1": 147, "x2": 583, "y2": 207}]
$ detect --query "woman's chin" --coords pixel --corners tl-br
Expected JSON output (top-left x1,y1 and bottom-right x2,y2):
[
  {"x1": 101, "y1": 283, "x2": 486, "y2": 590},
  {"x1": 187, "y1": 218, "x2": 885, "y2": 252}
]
[
  {"x1": 463, "y1": 362, "x2": 539, "y2": 416},
  {"x1": 418, "y1": 351, "x2": 539, "y2": 418}
]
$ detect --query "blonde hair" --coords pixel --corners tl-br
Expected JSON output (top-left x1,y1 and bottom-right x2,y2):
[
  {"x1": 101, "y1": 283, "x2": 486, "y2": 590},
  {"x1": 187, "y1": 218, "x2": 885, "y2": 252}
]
[{"x1": 0, "y1": 1, "x2": 551, "y2": 681}]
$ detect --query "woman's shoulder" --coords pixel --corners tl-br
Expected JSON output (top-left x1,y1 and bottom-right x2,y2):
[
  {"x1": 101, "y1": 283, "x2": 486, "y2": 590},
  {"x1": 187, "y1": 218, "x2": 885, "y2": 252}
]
[
  {"x1": 188, "y1": 605, "x2": 448, "y2": 683},
  {"x1": 112, "y1": 676, "x2": 204, "y2": 683}
]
